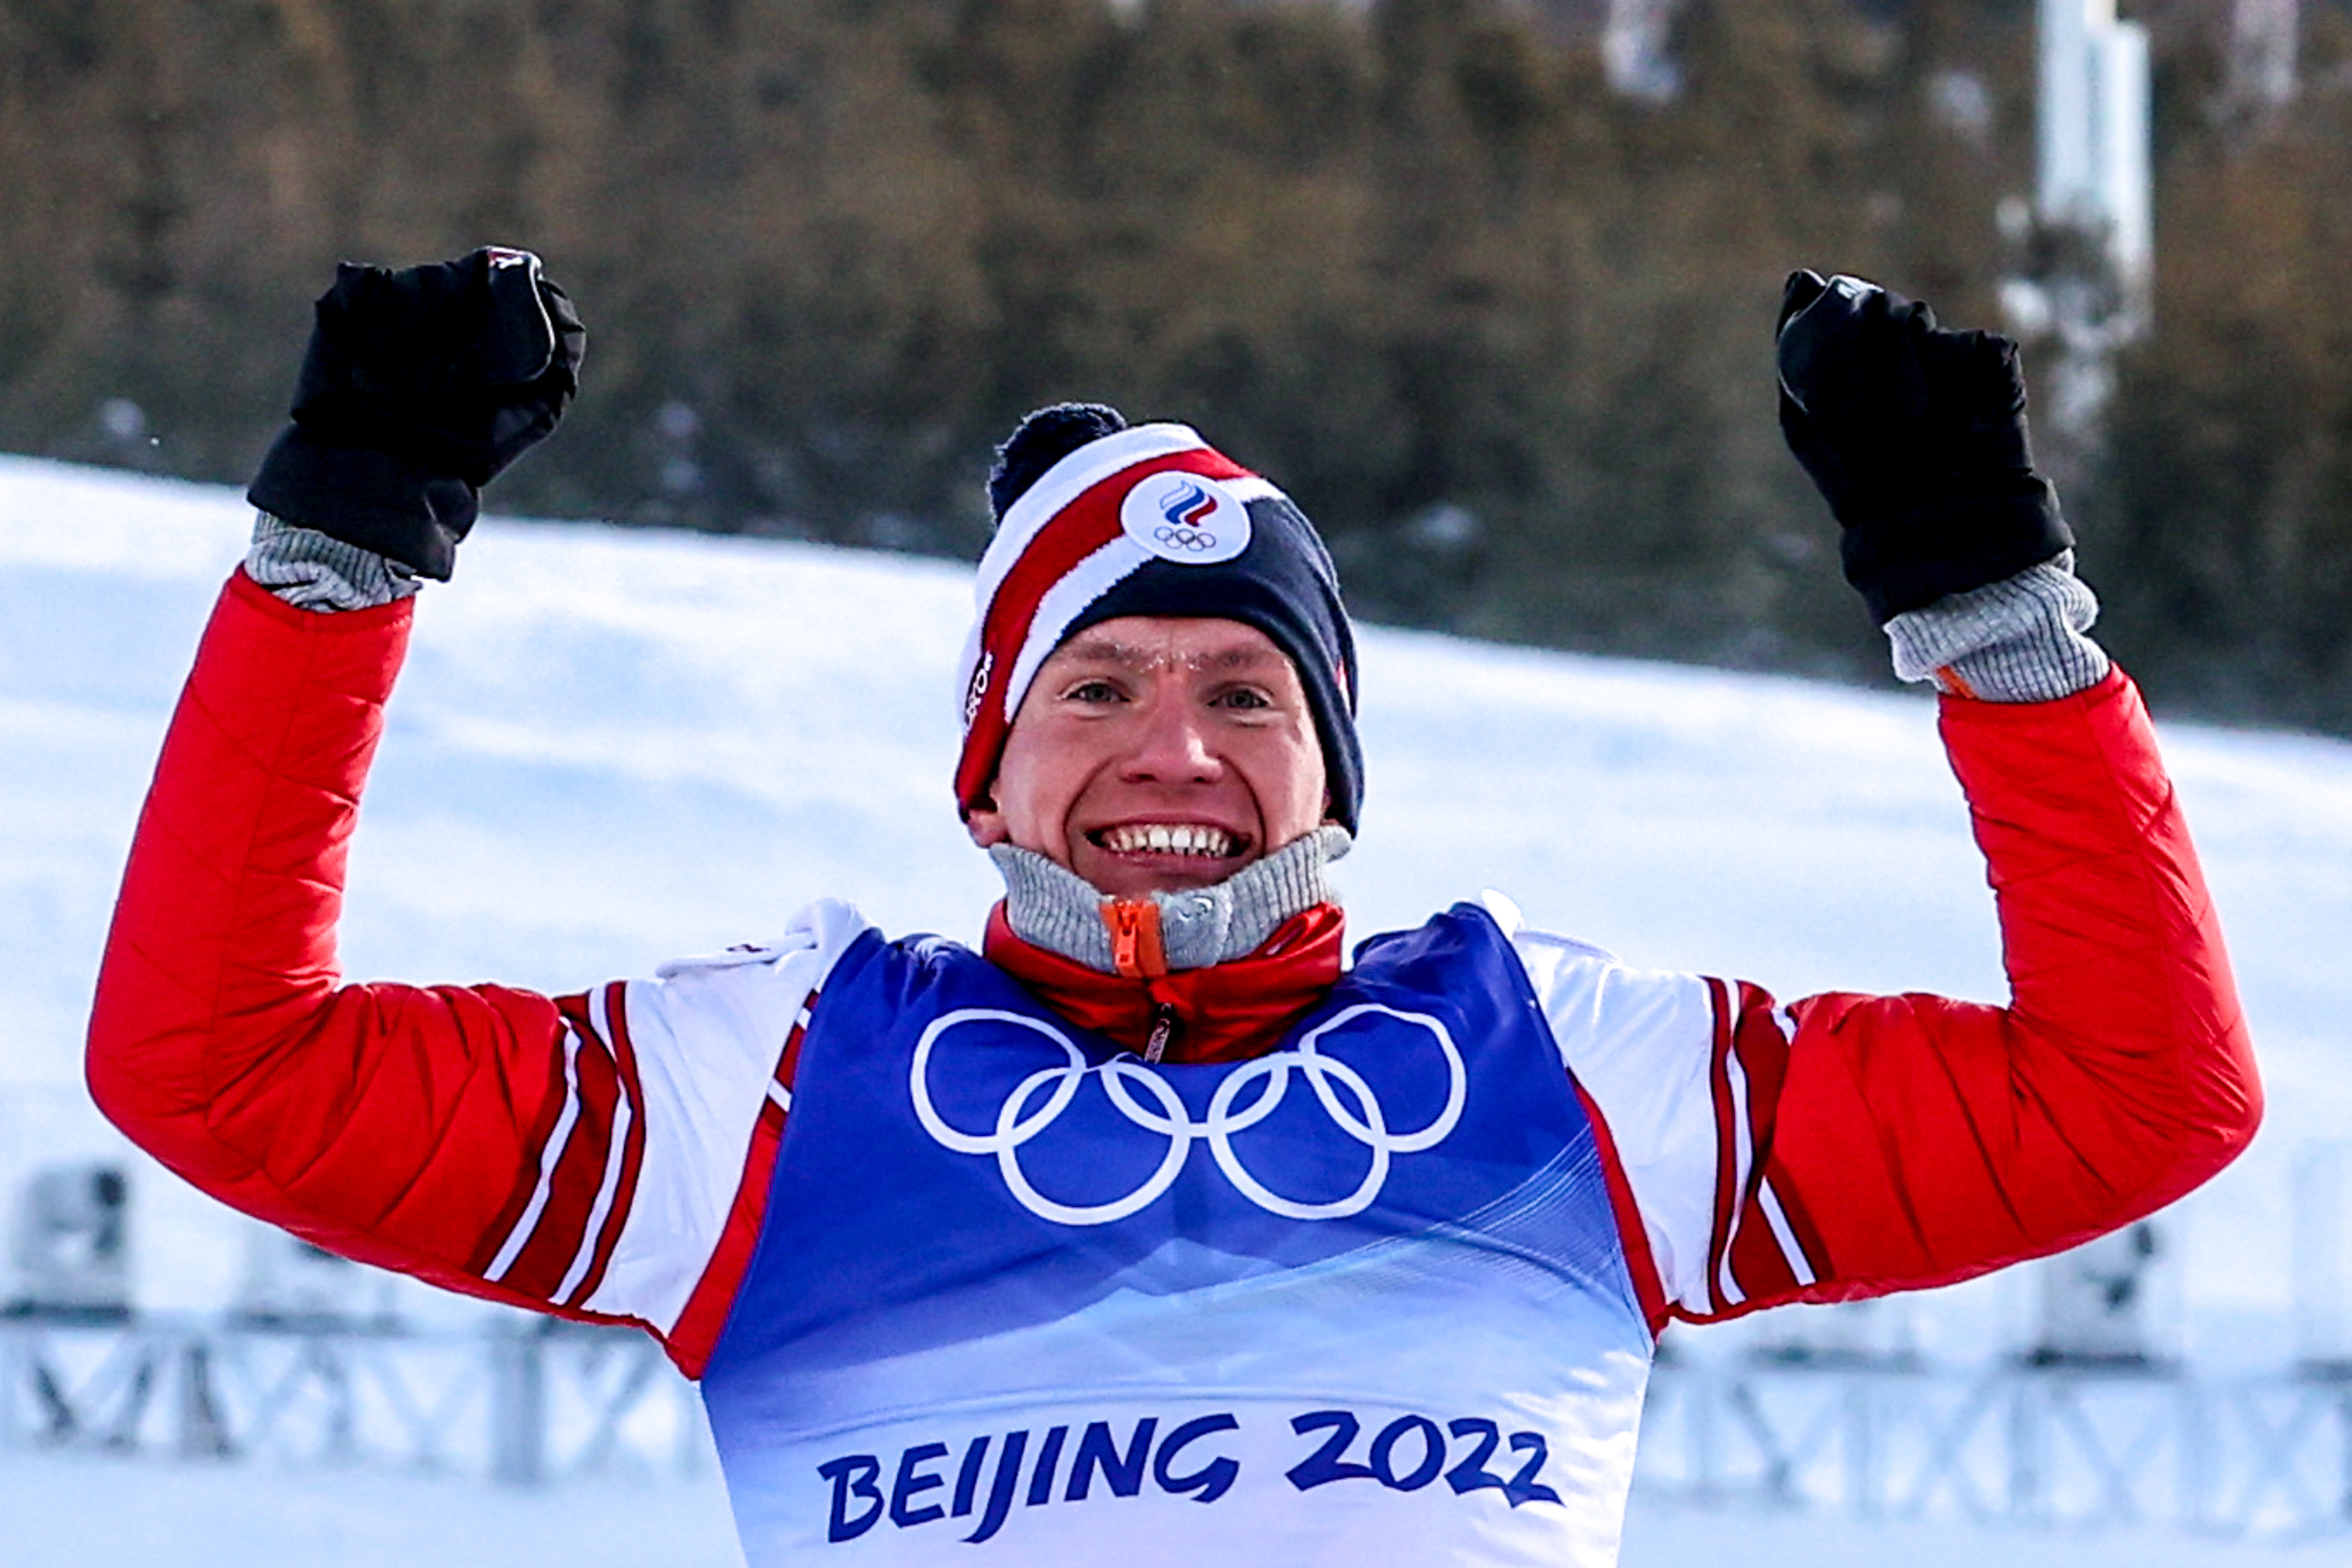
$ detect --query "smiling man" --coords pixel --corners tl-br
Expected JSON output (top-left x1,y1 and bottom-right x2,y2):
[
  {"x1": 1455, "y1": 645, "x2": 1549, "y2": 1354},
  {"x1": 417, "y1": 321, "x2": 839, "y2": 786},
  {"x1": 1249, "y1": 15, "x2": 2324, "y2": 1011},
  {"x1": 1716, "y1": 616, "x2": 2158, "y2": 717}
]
[
  {"x1": 969, "y1": 618, "x2": 1325, "y2": 898},
  {"x1": 88, "y1": 255, "x2": 2259, "y2": 1567}
]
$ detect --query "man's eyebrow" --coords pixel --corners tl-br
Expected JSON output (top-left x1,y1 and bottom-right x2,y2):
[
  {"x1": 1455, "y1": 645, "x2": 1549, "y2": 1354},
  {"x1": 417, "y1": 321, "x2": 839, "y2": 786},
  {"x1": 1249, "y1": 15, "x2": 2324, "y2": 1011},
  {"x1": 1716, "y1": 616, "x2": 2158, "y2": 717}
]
[
  {"x1": 1051, "y1": 639, "x2": 1156, "y2": 670},
  {"x1": 1193, "y1": 644, "x2": 1281, "y2": 671},
  {"x1": 1053, "y1": 638, "x2": 1282, "y2": 672}
]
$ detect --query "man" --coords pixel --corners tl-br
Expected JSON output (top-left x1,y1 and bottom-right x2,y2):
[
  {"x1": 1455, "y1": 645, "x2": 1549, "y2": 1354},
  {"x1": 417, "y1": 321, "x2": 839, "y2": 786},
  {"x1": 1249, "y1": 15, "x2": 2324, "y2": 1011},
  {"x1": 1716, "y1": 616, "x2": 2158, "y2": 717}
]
[{"x1": 87, "y1": 252, "x2": 2259, "y2": 1566}]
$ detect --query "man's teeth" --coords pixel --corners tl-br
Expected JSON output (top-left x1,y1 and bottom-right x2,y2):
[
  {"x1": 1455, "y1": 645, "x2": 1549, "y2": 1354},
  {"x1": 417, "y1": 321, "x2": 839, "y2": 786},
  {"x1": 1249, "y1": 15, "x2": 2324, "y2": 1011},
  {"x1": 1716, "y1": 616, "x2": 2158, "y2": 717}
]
[{"x1": 1100, "y1": 824, "x2": 1239, "y2": 858}]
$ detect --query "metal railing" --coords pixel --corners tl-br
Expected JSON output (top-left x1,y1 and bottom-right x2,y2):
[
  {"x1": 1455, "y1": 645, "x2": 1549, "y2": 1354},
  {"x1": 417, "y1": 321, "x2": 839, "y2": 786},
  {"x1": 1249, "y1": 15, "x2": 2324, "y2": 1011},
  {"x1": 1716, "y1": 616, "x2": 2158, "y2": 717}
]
[
  {"x1": 0, "y1": 1314, "x2": 708, "y2": 1485},
  {"x1": 1635, "y1": 1354, "x2": 2352, "y2": 1540},
  {"x1": 7, "y1": 1315, "x2": 2351, "y2": 1542}
]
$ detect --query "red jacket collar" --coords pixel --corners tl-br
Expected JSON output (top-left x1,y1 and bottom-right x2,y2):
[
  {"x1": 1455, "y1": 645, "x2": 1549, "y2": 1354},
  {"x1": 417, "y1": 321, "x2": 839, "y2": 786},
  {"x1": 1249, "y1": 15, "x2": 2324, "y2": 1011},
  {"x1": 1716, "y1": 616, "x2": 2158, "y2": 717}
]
[{"x1": 982, "y1": 902, "x2": 1345, "y2": 1064}]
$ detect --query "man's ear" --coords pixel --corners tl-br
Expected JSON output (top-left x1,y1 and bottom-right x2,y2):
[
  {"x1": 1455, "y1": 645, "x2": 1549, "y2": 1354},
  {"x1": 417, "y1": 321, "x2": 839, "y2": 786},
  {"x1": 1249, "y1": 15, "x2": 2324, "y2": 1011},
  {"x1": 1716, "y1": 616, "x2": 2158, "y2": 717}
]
[{"x1": 965, "y1": 789, "x2": 1010, "y2": 849}]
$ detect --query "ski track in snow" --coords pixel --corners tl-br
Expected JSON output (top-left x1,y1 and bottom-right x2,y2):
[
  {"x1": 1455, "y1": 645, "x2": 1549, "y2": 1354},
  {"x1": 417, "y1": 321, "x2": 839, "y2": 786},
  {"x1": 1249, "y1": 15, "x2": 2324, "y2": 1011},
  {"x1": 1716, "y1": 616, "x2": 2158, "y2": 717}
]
[{"x1": 5, "y1": 455, "x2": 2350, "y2": 1564}]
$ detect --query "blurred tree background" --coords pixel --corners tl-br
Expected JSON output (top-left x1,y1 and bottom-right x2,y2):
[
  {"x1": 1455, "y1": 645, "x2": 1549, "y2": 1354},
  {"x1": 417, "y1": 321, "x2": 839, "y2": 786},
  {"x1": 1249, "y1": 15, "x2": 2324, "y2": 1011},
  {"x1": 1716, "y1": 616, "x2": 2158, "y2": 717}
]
[{"x1": 2, "y1": 0, "x2": 2349, "y2": 726}]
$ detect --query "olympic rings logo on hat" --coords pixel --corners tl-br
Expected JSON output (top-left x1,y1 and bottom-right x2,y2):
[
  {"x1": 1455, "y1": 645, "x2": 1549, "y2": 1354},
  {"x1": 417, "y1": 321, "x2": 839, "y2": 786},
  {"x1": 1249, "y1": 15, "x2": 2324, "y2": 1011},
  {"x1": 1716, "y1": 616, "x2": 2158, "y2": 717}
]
[
  {"x1": 908, "y1": 1004, "x2": 1466, "y2": 1226},
  {"x1": 1120, "y1": 472, "x2": 1251, "y2": 565}
]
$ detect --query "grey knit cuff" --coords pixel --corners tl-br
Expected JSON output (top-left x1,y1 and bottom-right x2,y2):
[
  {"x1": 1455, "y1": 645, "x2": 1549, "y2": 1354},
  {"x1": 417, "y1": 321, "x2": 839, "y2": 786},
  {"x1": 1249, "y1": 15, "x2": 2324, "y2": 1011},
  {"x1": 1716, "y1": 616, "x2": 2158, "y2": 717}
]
[
  {"x1": 1883, "y1": 554, "x2": 2110, "y2": 703},
  {"x1": 246, "y1": 513, "x2": 420, "y2": 612},
  {"x1": 991, "y1": 826, "x2": 1352, "y2": 975}
]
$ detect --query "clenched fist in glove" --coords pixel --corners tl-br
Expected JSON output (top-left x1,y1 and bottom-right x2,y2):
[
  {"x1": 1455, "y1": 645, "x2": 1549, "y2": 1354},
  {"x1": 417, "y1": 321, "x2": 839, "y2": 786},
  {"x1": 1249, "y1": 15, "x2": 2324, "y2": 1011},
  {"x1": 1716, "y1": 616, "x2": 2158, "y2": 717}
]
[
  {"x1": 248, "y1": 247, "x2": 586, "y2": 580},
  {"x1": 1776, "y1": 270, "x2": 2070, "y2": 624}
]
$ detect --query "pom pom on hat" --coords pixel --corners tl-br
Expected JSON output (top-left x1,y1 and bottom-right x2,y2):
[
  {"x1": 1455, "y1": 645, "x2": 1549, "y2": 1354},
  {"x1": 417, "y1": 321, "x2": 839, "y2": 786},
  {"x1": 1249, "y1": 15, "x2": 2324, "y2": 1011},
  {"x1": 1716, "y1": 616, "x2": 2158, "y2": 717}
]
[
  {"x1": 989, "y1": 403, "x2": 1128, "y2": 524},
  {"x1": 958, "y1": 405, "x2": 1364, "y2": 834}
]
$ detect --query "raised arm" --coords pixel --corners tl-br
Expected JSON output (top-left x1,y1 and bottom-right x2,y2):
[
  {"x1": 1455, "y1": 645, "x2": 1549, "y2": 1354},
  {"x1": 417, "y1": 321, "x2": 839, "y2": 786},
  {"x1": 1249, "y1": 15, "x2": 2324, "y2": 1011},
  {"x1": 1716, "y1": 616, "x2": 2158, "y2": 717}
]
[
  {"x1": 86, "y1": 256, "x2": 827, "y2": 1368},
  {"x1": 89, "y1": 559, "x2": 846, "y2": 1370},
  {"x1": 1728, "y1": 271, "x2": 2256, "y2": 1308},
  {"x1": 85, "y1": 251, "x2": 598, "y2": 1305},
  {"x1": 1530, "y1": 274, "x2": 2259, "y2": 1327},
  {"x1": 1702, "y1": 664, "x2": 2253, "y2": 1316},
  {"x1": 85, "y1": 568, "x2": 589, "y2": 1305}
]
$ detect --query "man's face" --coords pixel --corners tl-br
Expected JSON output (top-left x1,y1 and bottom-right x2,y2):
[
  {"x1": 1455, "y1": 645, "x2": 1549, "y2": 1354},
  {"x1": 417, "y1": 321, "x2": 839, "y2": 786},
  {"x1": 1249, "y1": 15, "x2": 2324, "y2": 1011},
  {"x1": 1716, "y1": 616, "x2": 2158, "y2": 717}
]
[{"x1": 965, "y1": 616, "x2": 1330, "y2": 898}]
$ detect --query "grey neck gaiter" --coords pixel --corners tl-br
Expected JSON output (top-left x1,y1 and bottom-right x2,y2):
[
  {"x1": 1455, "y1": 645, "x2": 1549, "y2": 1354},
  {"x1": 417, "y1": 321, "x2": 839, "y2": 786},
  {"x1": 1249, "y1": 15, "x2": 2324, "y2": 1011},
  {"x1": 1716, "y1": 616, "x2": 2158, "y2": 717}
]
[{"x1": 989, "y1": 826, "x2": 1352, "y2": 975}]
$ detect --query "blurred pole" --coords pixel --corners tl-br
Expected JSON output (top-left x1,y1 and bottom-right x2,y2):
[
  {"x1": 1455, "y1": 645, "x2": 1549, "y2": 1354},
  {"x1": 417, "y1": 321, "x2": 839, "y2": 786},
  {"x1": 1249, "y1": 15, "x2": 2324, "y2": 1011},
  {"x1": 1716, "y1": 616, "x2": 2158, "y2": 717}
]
[
  {"x1": 2027, "y1": 1222, "x2": 2172, "y2": 1370},
  {"x1": 2013, "y1": 0, "x2": 2154, "y2": 496},
  {"x1": 490, "y1": 1319, "x2": 548, "y2": 1487},
  {"x1": 2007, "y1": 1372, "x2": 2045, "y2": 1523},
  {"x1": 2293, "y1": 1141, "x2": 2352, "y2": 1376},
  {"x1": 1602, "y1": 0, "x2": 1684, "y2": 102},
  {"x1": 2229, "y1": 0, "x2": 2300, "y2": 114},
  {"x1": 176, "y1": 1337, "x2": 234, "y2": 1459},
  {"x1": 2036, "y1": 0, "x2": 2152, "y2": 325}
]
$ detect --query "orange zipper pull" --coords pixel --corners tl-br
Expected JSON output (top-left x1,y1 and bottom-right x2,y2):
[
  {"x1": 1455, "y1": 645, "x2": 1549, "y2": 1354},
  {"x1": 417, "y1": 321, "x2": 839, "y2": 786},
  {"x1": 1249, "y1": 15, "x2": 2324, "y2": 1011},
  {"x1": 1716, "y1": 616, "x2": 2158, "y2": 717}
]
[{"x1": 1105, "y1": 900, "x2": 1167, "y2": 979}]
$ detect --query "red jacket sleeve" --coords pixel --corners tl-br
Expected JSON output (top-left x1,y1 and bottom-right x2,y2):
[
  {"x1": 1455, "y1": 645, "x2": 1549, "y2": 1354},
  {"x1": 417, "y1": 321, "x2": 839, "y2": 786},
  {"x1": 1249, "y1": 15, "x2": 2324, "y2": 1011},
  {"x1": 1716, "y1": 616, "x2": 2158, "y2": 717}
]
[
  {"x1": 1693, "y1": 669, "x2": 2260, "y2": 1316},
  {"x1": 85, "y1": 571, "x2": 622, "y2": 1323}
]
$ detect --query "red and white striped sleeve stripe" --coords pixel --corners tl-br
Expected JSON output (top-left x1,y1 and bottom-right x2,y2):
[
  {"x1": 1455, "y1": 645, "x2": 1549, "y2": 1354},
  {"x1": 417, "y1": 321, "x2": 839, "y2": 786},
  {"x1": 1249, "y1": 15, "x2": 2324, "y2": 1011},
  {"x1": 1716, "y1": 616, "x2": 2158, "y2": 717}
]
[
  {"x1": 472, "y1": 980, "x2": 648, "y2": 1308},
  {"x1": 1501, "y1": 909, "x2": 1825, "y2": 1327},
  {"x1": 592, "y1": 899, "x2": 869, "y2": 1357},
  {"x1": 463, "y1": 898, "x2": 869, "y2": 1370},
  {"x1": 1699, "y1": 980, "x2": 1828, "y2": 1313}
]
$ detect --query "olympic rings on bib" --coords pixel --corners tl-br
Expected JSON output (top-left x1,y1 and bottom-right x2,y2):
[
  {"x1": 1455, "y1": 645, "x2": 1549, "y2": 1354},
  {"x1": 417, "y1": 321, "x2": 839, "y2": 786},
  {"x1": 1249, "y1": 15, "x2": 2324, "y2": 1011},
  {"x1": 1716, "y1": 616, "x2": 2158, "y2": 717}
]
[
  {"x1": 908, "y1": 1005, "x2": 1466, "y2": 1227},
  {"x1": 1152, "y1": 524, "x2": 1219, "y2": 552}
]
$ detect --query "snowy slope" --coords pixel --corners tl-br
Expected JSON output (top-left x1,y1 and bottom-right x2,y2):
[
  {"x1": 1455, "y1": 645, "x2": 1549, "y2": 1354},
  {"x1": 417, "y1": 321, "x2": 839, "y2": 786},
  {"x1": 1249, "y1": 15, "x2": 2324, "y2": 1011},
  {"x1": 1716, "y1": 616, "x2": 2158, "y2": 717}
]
[
  {"x1": 5, "y1": 455, "x2": 2351, "y2": 1563},
  {"x1": 7, "y1": 1442, "x2": 2351, "y2": 1568}
]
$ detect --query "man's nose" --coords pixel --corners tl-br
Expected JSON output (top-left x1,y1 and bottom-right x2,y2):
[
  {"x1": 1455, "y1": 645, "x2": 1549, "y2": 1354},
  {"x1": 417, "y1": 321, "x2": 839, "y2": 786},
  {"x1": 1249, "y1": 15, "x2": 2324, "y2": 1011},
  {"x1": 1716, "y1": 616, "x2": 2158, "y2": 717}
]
[{"x1": 1123, "y1": 694, "x2": 1221, "y2": 782}]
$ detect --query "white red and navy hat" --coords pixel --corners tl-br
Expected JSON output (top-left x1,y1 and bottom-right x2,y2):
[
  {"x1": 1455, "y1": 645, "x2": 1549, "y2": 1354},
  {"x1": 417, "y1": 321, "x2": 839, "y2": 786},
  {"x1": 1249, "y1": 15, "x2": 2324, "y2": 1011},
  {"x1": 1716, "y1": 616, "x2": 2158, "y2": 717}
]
[{"x1": 955, "y1": 405, "x2": 1363, "y2": 833}]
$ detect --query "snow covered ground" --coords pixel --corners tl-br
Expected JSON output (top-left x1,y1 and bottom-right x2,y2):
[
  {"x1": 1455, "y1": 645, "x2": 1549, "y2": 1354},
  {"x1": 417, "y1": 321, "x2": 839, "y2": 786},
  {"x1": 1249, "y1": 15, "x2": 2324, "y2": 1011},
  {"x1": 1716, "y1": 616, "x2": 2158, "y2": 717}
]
[
  {"x1": 5, "y1": 454, "x2": 2350, "y2": 1563},
  {"x1": 7, "y1": 1441, "x2": 2352, "y2": 1568}
]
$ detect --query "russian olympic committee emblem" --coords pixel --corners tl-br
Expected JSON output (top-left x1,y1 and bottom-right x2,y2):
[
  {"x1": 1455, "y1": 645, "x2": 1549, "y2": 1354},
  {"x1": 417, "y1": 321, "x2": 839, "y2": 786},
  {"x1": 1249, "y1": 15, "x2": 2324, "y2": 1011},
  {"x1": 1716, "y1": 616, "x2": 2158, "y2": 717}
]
[
  {"x1": 1119, "y1": 471, "x2": 1252, "y2": 566},
  {"x1": 908, "y1": 1004, "x2": 1466, "y2": 1226}
]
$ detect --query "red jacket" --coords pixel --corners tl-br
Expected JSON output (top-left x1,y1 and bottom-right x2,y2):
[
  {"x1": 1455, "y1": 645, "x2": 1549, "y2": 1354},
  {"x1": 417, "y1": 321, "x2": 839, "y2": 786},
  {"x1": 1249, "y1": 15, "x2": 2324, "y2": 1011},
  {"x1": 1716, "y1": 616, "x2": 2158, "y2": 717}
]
[{"x1": 86, "y1": 570, "x2": 2260, "y2": 1369}]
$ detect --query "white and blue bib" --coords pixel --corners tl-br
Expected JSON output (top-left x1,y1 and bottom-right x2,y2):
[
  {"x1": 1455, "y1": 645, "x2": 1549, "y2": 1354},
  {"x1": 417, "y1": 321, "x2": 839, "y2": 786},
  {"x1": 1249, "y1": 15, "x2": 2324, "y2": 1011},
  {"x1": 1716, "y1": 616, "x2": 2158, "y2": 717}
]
[{"x1": 700, "y1": 904, "x2": 1654, "y2": 1566}]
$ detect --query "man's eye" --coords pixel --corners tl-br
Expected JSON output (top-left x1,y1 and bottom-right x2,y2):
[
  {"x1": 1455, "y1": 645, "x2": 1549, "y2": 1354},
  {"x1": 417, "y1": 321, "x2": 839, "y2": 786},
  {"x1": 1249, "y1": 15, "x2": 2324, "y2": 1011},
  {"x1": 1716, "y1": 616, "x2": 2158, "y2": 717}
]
[
  {"x1": 1065, "y1": 679, "x2": 1124, "y2": 704},
  {"x1": 1216, "y1": 687, "x2": 1273, "y2": 710}
]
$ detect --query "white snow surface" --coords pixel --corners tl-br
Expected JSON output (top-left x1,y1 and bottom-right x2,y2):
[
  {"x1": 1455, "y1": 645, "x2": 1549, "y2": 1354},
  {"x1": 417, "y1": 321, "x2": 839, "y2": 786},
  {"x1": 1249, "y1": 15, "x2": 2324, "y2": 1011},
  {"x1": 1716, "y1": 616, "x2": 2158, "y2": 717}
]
[{"x1": 5, "y1": 453, "x2": 2350, "y2": 1564}]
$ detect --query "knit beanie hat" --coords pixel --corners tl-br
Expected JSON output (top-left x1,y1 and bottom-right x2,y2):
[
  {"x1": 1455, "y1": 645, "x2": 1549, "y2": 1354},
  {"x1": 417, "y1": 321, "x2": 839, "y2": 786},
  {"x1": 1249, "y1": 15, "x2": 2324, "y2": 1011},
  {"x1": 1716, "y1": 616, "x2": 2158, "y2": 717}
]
[{"x1": 955, "y1": 404, "x2": 1364, "y2": 833}]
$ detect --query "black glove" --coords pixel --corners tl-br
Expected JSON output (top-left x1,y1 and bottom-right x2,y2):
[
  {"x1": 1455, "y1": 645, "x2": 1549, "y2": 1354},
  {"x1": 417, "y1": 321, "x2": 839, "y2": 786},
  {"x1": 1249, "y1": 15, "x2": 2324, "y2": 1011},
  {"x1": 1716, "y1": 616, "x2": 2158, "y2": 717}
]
[
  {"x1": 1776, "y1": 269, "x2": 2069, "y2": 624},
  {"x1": 248, "y1": 246, "x2": 586, "y2": 580}
]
